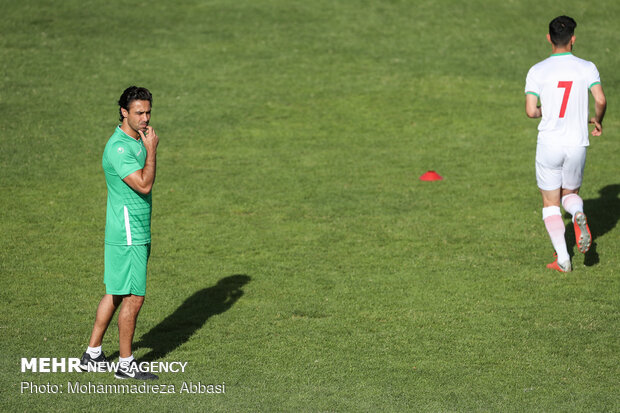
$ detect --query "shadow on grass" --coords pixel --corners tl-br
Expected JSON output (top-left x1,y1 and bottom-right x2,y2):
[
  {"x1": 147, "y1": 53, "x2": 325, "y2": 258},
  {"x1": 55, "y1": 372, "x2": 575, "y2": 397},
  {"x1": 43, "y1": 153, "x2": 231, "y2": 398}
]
[
  {"x1": 108, "y1": 274, "x2": 251, "y2": 362},
  {"x1": 565, "y1": 184, "x2": 620, "y2": 266}
]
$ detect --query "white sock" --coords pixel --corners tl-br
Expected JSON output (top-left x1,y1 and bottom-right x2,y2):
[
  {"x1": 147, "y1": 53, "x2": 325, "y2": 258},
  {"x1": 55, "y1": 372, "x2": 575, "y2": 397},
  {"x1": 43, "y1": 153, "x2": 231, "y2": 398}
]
[
  {"x1": 119, "y1": 354, "x2": 135, "y2": 364},
  {"x1": 561, "y1": 193, "x2": 584, "y2": 222},
  {"x1": 86, "y1": 346, "x2": 102, "y2": 358},
  {"x1": 543, "y1": 206, "x2": 570, "y2": 263}
]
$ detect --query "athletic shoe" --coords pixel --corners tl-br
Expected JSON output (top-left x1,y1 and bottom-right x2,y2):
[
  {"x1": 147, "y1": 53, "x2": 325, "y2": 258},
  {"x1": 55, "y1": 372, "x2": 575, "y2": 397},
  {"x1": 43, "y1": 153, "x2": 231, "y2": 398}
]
[
  {"x1": 573, "y1": 211, "x2": 592, "y2": 253},
  {"x1": 79, "y1": 351, "x2": 109, "y2": 371},
  {"x1": 547, "y1": 258, "x2": 572, "y2": 273},
  {"x1": 115, "y1": 360, "x2": 158, "y2": 380}
]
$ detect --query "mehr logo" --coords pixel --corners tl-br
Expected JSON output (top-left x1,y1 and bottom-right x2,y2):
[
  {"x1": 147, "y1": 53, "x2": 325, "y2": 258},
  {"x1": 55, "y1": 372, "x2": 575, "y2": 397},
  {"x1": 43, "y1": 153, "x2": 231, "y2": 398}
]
[
  {"x1": 21, "y1": 358, "x2": 81, "y2": 373},
  {"x1": 117, "y1": 147, "x2": 125, "y2": 153}
]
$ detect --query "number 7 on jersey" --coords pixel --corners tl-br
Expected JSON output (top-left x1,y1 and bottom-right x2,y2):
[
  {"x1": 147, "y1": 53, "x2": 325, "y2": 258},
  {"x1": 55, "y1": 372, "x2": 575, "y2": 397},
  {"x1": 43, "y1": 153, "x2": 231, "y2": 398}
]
[{"x1": 557, "y1": 81, "x2": 573, "y2": 118}]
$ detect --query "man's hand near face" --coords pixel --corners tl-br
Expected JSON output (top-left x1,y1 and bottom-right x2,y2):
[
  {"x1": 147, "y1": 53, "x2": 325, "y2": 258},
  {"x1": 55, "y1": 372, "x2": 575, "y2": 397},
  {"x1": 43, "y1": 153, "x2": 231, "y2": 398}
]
[{"x1": 123, "y1": 126, "x2": 158, "y2": 195}]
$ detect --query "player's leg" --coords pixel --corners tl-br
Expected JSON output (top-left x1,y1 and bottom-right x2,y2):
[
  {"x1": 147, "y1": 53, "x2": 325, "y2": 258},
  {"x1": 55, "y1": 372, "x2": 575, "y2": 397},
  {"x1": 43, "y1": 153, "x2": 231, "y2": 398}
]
[
  {"x1": 116, "y1": 243, "x2": 149, "y2": 358},
  {"x1": 540, "y1": 189, "x2": 571, "y2": 271},
  {"x1": 80, "y1": 294, "x2": 122, "y2": 370},
  {"x1": 118, "y1": 294, "x2": 145, "y2": 358},
  {"x1": 88, "y1": 294, "x2": 122, "y2": 347},
  {"x1": 116, "y1": 294, "x2": 157, "y2": 380},
  {"x1": 114, "y1": 244, "x2": 158, "y2": 380},
  {"x1": 116, "y1": 297, "x2": 159, "y2": 381},
  {"x1": 536, "y1": 145, "x2": 571, "y2": 272},
  {"x1": 561, "y1": 147, "x2": 591, "y2": 253}
]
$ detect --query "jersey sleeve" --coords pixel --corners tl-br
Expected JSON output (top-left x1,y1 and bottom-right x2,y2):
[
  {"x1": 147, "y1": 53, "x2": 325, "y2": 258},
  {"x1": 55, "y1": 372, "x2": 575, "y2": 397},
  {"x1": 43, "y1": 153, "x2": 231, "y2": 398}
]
[
  {"x1": 587, "y1": 62, "x2": 601, "y2": 89},
  {"x1": 525, "y1": 66, "x2": 540, "y2": 96},
  {"x1": 107, "y1": 143, "x2": 142, "y2": 179}
]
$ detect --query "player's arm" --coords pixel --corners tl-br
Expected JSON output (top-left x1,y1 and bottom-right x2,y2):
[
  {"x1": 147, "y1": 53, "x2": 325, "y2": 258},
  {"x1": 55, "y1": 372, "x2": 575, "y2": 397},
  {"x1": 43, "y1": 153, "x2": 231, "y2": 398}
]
[
  {"x1": 589, "y1": 84, "x2": 607, "y2": 136},
  {"x1": 525, "y1": 93, "x2": 542, "y2": 118},
  {"x1": 123, "y1": 127, "x2": 159, "y2": 195}
]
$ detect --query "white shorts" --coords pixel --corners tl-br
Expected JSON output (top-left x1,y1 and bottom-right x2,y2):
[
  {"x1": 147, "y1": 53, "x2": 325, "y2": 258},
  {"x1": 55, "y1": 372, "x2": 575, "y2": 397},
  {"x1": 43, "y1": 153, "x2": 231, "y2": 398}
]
[{"x1": 535, "y1": 144, "x2": 586, "y2": 191}]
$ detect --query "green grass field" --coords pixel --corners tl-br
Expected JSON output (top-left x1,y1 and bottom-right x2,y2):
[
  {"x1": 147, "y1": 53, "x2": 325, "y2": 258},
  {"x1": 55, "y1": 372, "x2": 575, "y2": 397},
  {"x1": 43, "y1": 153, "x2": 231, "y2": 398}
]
[{"x1": 1, "y1": 0, "x2": 619, "y2": 411}]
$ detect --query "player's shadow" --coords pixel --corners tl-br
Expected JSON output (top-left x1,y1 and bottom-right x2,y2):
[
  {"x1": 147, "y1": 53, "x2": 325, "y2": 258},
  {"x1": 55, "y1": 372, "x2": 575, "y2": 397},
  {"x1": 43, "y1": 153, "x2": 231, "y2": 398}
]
[
  {"x1": 108, "y1": 274, "x2": 251, "y2": 362},
  {"x1": 565, "y1": 184, "x2": 620, "y2": 266}
]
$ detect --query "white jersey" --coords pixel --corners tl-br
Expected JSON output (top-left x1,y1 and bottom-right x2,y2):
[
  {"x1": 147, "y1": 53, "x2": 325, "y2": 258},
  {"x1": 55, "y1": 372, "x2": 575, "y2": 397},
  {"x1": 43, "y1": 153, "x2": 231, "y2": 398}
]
[{"x1": 525, "y1": 53, "x2": 600, "y2": 146}]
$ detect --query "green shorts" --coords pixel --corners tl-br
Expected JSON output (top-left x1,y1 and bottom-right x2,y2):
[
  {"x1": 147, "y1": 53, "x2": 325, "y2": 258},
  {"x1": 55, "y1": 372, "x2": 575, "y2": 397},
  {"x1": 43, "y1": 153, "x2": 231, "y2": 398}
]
[{"x1": 104, "y1": 243, "x2": 151, "y2": 296}]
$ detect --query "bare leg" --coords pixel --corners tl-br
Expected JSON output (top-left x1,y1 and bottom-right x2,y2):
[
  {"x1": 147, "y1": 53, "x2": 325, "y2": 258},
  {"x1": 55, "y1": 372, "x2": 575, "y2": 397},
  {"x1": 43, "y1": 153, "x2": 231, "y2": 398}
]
[
  {"x1": 541, "y1": 187, "x2": 580, "y2": 206},
  {"x1": 540, "y1": 188, "x2": 562, "y2": 207},
  {"x1": 118, "y1": 294, "x2": 145, "y2": 358},
  {"x1": 561, "y1": 187, "x2": 580, "y2": 198},
  {"x1": 88, "y1": 294, "x2": 122, "y2": 347}
]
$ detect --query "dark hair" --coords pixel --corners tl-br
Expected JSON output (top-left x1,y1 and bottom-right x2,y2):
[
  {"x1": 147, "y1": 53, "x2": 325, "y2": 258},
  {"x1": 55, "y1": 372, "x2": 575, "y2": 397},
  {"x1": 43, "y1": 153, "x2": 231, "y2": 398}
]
[
  {"x1": 549, "y1": 16, "x2": 577, "y2": 47},
  {"x1": 118, "y1": 86, "x2": 152, "y2": 122}
]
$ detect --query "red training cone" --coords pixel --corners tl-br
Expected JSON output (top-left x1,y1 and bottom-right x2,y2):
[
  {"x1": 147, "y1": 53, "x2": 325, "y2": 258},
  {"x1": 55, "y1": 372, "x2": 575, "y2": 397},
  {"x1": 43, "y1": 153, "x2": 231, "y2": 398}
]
[{"x1": 419, "y1": 170, "x2": 443, "y2": 181}]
